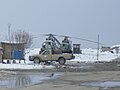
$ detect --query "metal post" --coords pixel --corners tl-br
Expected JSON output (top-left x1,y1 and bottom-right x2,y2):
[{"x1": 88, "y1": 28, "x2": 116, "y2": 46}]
[
  {"x1": 97, "y1": 34, "x2": 99, "y2": 60},
  {"x1": 8, "y1": 23, "x2": 11, "y2": 42}
]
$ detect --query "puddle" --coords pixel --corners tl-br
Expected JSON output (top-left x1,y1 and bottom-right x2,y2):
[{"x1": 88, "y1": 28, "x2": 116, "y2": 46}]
[
  {"x1": 0, "y1": 72, "x2": 63, "y2": 89},
  {"x1": 80, "y1": 81, "x2": 120, "y2": 88}
]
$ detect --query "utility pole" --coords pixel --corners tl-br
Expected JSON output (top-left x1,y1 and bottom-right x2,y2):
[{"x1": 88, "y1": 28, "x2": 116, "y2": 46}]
[
  {"x1": 97, "y1": 34, "x2": 99, "y2": 60},
  {"x1": 8, "y1": 23, "x2": 11, "y2": 42}
]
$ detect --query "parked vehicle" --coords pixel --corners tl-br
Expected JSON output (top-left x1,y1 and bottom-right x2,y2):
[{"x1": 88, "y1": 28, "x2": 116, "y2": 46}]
[{"x1": 29, "y1": 50, "x2": 75, "y2": 65}]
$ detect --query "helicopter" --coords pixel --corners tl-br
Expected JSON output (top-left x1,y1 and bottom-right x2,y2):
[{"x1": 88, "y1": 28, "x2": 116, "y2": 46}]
[
  {"x1": 33, "y1": 33, "x2": 105, "y2": 54},
  {"x1": 61, "y1": 36, "x2": 72, "y2": 53},
  {"x1": 40, "y1": 34, "x2": 72, "y2": 54}
]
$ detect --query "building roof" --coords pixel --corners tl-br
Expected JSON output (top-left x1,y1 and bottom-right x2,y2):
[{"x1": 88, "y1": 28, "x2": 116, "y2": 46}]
[{"x1": 1, "y1": 41, "x2": 25, "y2": 45}]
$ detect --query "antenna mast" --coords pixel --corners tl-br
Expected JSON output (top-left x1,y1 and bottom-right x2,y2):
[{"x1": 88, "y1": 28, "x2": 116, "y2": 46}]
[{"x1": 8, "y1": 23, "x2": 11, "y2": 42}]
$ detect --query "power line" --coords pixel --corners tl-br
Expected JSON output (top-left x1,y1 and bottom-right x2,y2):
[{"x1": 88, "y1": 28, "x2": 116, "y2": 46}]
[{"x1": 70, "y1": 36, "x2": 104, "y2": 45}]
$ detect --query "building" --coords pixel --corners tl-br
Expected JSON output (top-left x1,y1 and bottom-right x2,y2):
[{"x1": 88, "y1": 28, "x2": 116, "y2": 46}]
[
  {"x1": 0, "y1": 42, "x2": 25, "y2": 60},
  {"x1": 111, "y1": 45, "x2": 120, "y2": 54},
  {"x1": 0, "y1": 47, "x2": 3, "y2": 63}
]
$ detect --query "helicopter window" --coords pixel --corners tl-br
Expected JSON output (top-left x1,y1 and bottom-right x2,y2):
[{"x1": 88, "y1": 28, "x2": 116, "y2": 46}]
[
  {"x1": 62, "y1": 44, "x2": 65, "y2": 47},
  {"x1": 43, "y1": 45, "x2": 45, "y2": 48},
  {"x1": 43, "y1": 42, "x2": 46, "y2": 45},
  {"x1": 43, "y1": 51, "x2": 50, "y2": 55},
  {"x1": 48, "y1": 42, "x2": 51, "y2": 45}
]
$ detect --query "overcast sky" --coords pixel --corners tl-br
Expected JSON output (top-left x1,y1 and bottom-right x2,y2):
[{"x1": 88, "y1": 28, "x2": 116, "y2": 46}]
[{"x1": 0, "y1": 0, "x2": 120, "y2": 48}]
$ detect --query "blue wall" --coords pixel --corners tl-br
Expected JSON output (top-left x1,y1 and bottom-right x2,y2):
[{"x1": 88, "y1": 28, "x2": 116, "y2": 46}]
[{"x1": 13, "y1": 50, "x2": 23, "y2": 60}]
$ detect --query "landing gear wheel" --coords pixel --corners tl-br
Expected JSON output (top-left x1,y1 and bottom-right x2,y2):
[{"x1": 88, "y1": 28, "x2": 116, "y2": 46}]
[
  {"x1": 59, "y1": 58, "x2": 66, "y2": 65},
  {"x1": 34, "y1": 58, "x2": 40, "y2": 64}
]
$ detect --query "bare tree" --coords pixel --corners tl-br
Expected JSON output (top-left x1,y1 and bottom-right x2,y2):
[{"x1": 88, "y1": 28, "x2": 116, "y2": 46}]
[{"x1": 11, "y1": 30, "x2": 33, "y2": 48}]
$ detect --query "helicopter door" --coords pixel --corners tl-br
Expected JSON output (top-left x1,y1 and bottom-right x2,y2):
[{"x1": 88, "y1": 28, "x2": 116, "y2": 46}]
[{"x1": 42, "y1": 50, "x2": 51, "y2": 60}]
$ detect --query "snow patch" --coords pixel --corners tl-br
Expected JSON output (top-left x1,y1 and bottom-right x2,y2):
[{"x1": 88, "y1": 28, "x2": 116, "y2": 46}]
[
  {"x1": 0, "y1": 47, "x2": 120, "y2": 70},
  {"x1": 0, "y1": 63, "x2": 54, "y2": 70}
]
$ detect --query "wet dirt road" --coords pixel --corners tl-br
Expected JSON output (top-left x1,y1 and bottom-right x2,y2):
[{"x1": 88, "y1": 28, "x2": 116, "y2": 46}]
[{"x1": 0, "y1": 62, "x2": 120, "y2": 90}]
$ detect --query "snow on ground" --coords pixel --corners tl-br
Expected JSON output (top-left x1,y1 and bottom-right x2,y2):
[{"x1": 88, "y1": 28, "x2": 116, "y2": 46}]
[
  {"x1": 25, "y1": 48, "x2": 120, "y2": 63},
  {"x1": 71, "y1": 48, "x2": 120, "y2": 63},
  {"x1": 1, "y1": 47, "x2": 120, "y2": 70},
  {"x1": 25, "y1": 48, "x2": 40, "y2": 63},
  {"x1": 0, "y1": 63, "x2": 54, "y2": 70},
  {"x1": 1, "y1": 48, "x2": 54, "y2": 70}
]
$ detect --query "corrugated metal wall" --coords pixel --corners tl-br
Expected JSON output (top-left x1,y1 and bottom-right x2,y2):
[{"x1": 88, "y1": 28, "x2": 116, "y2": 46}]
[
  {"x1": 0, "y1": 48, "x2": 3, "y2": 62},
  {"x1": 13, "y1": 50, "x2": 23, "y2": 59}
]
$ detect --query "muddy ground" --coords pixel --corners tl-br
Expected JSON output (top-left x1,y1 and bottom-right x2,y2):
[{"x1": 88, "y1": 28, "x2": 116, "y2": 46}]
[{"x1": 0, "y1": 60, "x2": 120, "y2": 90}]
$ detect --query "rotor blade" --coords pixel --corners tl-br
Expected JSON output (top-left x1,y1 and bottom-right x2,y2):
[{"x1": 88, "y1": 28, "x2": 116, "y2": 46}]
[
  {"x1": 32, "y1": 33, "x2": 55, "y2": 38},
  {"x1": 31, "y1": 34, "x2": 44, "y2": 38},
  {"x1": 32, "y1": 33, "x2": 105, "y2": 45},
  {"x1": 71, "y1": 36, "x2": 104, "y2": 45},
  {"x1": 52, "y1": 34, "x2": 104, "y2": 45}
]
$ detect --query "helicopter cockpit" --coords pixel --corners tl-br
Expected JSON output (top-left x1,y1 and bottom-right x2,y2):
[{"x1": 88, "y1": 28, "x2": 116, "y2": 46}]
[{"x1": 61, "y1": 37, "x2": 72, "y2": 53}]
